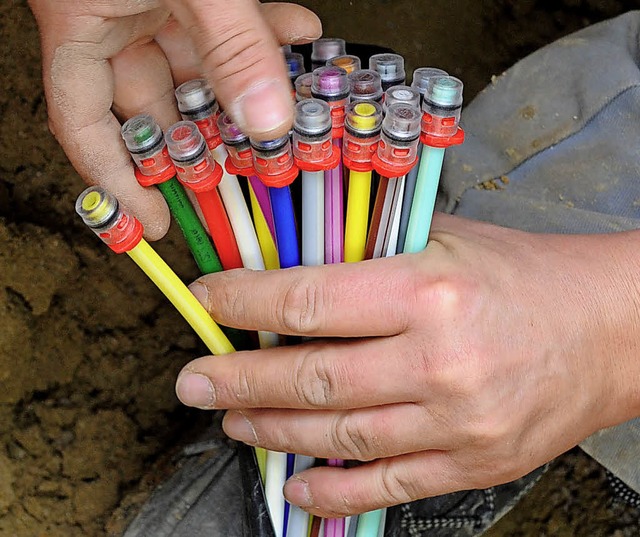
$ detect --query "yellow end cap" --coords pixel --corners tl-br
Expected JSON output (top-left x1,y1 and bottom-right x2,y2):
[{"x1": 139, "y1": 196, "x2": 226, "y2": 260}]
[
  {"x1": 351, "y1": 103, "x2": 378, "y2": 131},
  {"x1": 82, "y1": 191, "x2": 111, "y2": 222}
]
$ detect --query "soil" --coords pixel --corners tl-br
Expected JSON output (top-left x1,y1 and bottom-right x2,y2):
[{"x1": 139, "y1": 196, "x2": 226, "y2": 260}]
[{"x1": 1, "y1": 1, "x2": 639, "y2": 535}]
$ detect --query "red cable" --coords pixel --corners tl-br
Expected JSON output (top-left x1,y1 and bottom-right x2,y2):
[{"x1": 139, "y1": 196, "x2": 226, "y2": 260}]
[{"x1": 195, "y1": 189, "x2": 243, "y2": 270}]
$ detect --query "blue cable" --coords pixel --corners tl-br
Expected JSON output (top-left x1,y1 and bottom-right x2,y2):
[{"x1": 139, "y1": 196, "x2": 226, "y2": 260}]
[{"x1": 269, "y1": 185, "x2": 300, "y2": 269}]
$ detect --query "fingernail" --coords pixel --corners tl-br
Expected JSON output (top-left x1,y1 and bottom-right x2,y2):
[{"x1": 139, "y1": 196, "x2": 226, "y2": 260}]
[
  {"x1": 175, "y1": 372, "x2": 215, "y2": 408},
  {"x1": 224, "y1": 411, "x2": 258, "y2": 445},
  {"x1": 290, "y1": 35, "x2": 322, "y2": 45},
  {"x1": 189, "y1": 282, "x2": 208, "y2": 306},
  {"x1": 231, "y1": 79, "x2": 293, "y2": 137},
  {"x1": 284, "y1": 476, "x2": 313, "y2": 507}
]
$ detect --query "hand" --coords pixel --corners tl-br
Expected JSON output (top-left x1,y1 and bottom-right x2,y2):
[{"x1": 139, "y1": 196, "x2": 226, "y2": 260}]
[
  {"x1": 175, "y1": 213, "x2": 640, "y2": 517},
  {"x1": 28, "y1": 0, "x2": 321, "y2": 238}
]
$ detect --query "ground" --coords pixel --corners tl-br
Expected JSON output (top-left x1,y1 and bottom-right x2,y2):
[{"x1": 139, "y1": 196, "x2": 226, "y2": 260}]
[{"x1": 0, "y1": 0, "x2": 639, "y2": 535}]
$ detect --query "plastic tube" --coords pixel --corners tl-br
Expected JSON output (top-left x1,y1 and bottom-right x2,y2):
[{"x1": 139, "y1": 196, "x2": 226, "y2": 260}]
[
  {"x1": 266, "y1": 451, "x2": 288, "y2": 537},
  {"x1": 403, "y1": 145, "x2": 445, "y2": 253},
  {"x1": 269, "y1": 185, "x2": 300, "y2": 269},
  {"x1": 344, "y1": 170, "x2": 373, "y2": 263},
  {"x1": 248, "y1": 176, "x2": 277, "y2": 241},
  {"x1": 301, "y1": 170, "x2": 325, "y2": 266},
  {"x1": 156, "y1": 178, "x2": 222, "y2": 274},
  {"x1": 165, "y1": 121, "x2": 243, "y2": 270},
  {"x1": 127, "y1": 241, "x2": 234, "y2": 355},
  {"x1": 75, "y1": 187, "x2": 234, "y2": 356},
  {"x1": 250, "y1": 135, "x2": 300, "y2": 270},
  {"x1": 342, "y1": 101, "x2": 383, "y2": 263},
  {"x1": 249, "y1": 180, "x2": 280, "y2": 271},
  {"x1": 121, "y1": 114, "x2": 221, "y2": 275}
]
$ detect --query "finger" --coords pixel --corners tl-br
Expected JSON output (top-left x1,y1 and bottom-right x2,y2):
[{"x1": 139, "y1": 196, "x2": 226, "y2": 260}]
[
  {"x1": 189, "y1": 256, "x2": 419, "y2": 337},
  {"x1": 40, "y1": 14, "x2": 171, "y2": 239},
  {"x1": 283, "y1": 452, "x2": 462, "y2": 518},
  {"x1": 156, "y1": 4, "x2": 321, "y2": 86},
  {"x1": 222, "y1": 403, "x2": 451, "y2": 462},
  {"x1": 162, "y1": 0, "x2": 304, "y2": 139},
  {"x1": 112, "y1": 40, "x2": 182, "y2": 130},
  {"x1": 261, "y1": 2, "x2": 323, "y2": 45},
  {"x1": 176, "y1": 336, "x2": 420, "y2": 410}
]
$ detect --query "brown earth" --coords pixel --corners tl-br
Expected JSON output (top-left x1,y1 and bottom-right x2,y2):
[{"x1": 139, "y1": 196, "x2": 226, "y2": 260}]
[{"x1": 1, "y1": 1, "x2": 639, "y2": 535}]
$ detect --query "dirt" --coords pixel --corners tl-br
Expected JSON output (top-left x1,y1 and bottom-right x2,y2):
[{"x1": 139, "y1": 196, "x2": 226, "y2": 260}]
[{"x1": 1, "y1": 0, "x2": 639, "y2": 535}]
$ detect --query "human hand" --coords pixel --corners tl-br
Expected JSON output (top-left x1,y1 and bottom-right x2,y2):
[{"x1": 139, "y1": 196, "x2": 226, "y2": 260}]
[
  {"x1": 28, "y1": 0, "x2": 321, "y2": 238},
  {"x1": 175, "y1": 213, "x2": 640, "y2": 517}
]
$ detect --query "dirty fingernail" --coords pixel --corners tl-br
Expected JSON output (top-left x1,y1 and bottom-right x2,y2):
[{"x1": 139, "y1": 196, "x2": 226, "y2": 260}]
[
  {"x1": 224, "y1": 411, "x2": 258, "y2": 445},
  {"x1": 284, "y1": 476, "x2": 312, "y2": 507},
  {"x1": 175, "y1": 372, "x2": 215, "y2": 408},
  {"x1": 231, "y1": 79, "x2": 293, "y2": 138},
  {"x1": 189, "y1": 282, "x2": 208, "y2": 306}
]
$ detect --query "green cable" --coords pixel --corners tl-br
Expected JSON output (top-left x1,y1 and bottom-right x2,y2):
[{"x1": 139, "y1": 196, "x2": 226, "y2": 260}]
[
  {"x1": 158, "y1": 177, "x2": 252, "y2": 350},
  {"x1": 157, "y1": 177, "x2": 222, "y2": 274}
]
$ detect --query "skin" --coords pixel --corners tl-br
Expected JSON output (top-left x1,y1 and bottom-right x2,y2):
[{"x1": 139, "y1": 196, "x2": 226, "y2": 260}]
[
  {"x1": 28, "y1": 0, "x2": 322, "y2": 238},
  {"x1": 177, "y1": 214, "x2": 640, "y2": 517},
  {"x1": 29, "y1": 0, "x2": 640, "y2": 522}
]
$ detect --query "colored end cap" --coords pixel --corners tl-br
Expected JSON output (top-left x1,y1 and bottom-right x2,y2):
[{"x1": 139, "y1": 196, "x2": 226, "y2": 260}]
[
  {"x1": 371, "y1": 152, "x2": 419, "y2": 178},
  {"x1": 256, "y1": 165, "x2": 300, "y2": 188},
  {"x1": 294, "y1": 145, "x2": 341, "y2": 172},
  {"x1": 134, "y1": 166, "x2": 176, "y2": 187},
  {"x1": 421, "y1": 127, "x2": 465, "y2": 149}
]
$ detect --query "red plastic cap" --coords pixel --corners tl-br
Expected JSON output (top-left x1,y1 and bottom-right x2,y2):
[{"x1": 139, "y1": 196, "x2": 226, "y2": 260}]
[
  {"x1": 101, "y1": 216, "x2": 144, "y2": 254},
  {"x1": 176, "y1": 161, "x2": 224, "y2": 193},
  {"x1": 371, "y1": 152, "x2": 418, "y2": 178},
  {"x1": 134, "y1": 165, "x2": 176, "y2": 187},
  {"x1": 294, "y1": 146, "x2": 341, "y2": 172},
  {"x1": 343, "y1": 154, "x2": 374, "y2": 173},
  {"x1": 256, "y1": 164, "x2": 300, "y2": 188},
  {"x1": 225, "y1": 158, "x2": 254, "y2": 177},
  {"x1": 421, "y1": 127, "x2": 465, "y2": 149}
]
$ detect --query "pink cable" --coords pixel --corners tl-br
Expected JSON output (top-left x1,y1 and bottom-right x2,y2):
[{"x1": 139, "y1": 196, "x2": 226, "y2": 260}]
[{"x1": 324, "y1": 138, "x2": 344, "y2": 264}]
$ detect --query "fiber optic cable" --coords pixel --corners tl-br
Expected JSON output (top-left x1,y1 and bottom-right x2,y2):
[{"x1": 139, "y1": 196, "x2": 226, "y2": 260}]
[
  {"x1": 403, "y1": 76, "x2": 465, "y2": 253},
  {"x1": 75, "y1": 187, "x2": 234, "y2": 356},
  {"x1": 165, "y1": 121, "x2": 243, "y2": 270},
  {"x1": 342, "y1": 101, "x2": 383, "y2": 263},
  {"x1": 251, "y1": 136, "x2": 300, "y2": 269},
  {"x1": 285, "y1": 51, "x2": 306, "y2": 99},
  {"x1": 348, "y1": 70, "x2": 384, "y2": 105},
  {"x1": 218, "y1": 111, "x2": 278, "y2": 247},
  {"x1": 250, "y1": 133, "x2": 302, "y2": 537},
  {"x1": 121, "y1": 114, "x2": 221, "y2": 274},
  {"x1": 311, "y1": 38, "x2": 346, "y2": 71},
  {"x1": 311, "y1": 66, "x2": 350, "y2": 264},
  {"x1": 397, "y1": 68, "x2": 449, "y2": 252},
  {"x1": 292, "y1": 98, "x2": 341, "y2": 267},
  {"x1": 327, "y1": 54, "x2": 361, "y2": 74},
  {"x1": 369, "y1": 53, "x2": 406, "y2": 92},
  {"x1": 175, "y1": 79, "x2": 265, "y2": 272}
]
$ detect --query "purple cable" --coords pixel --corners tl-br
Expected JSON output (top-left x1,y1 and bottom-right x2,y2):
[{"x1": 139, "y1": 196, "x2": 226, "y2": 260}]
[
  {"x1": 324, "y1": 458, "x2": 346, "y2": 537},
  {"x1": 248, "y1": 175, "x2": 277, "y2": 241},
  {"x1": 324, "y1": 138, "x2": 344, "y2": 264},
  {"x1": 325, "y1": 139, "x2": 346, "y2": 537}
]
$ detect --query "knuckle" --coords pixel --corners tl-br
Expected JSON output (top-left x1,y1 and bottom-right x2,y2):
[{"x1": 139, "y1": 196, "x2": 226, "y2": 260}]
[
  {"x1": 333, "y1": 413, "x2": 377, "y2": 461},
  {"x1": 278, "y1": 278, "x2": 322, "y2": 334},
  {"x1": 378, "y1": 462, "x2": 416, "y2": 506},
  {"x1": 293, "y1": 348, "x2": 335, "y2": 407}
]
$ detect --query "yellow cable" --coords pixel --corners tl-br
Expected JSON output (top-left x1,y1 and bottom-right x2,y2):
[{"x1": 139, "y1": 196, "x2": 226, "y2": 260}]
[
  {"x1": 344, "y1": 169, "x2": 373, "y2": 263},
  {"x1": 127, "y1": 239, "x2": 235, "y2": 356},
  {"x1": 249, "y1": 182, "x2": 280, "y2": 271}
]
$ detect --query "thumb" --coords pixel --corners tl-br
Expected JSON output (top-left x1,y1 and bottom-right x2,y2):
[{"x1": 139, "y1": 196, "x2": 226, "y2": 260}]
[{"x1": 164, "y1": 0, "x2": 298, "y2": 140}]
